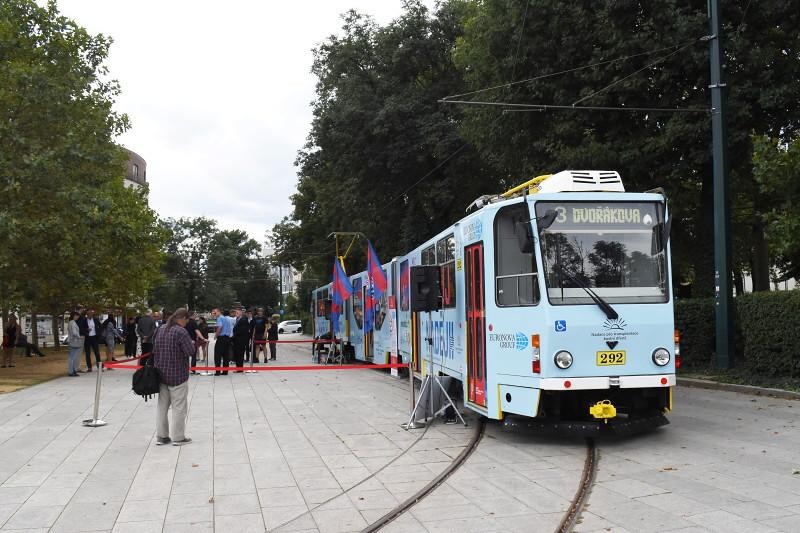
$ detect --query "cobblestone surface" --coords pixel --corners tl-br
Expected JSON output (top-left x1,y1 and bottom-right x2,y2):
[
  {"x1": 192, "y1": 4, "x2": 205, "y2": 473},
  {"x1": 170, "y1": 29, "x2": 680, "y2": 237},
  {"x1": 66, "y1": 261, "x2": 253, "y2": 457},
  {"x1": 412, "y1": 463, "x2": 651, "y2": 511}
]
[
  {"x1": 1, "y1": 341, "x2": 798, "y2": 533},
  {"x1": 577, "y1": 388, "x2": 800, "y2": 533},
  {"x1": 0, "y1": 336, "x2": 473, "y2": 533}
]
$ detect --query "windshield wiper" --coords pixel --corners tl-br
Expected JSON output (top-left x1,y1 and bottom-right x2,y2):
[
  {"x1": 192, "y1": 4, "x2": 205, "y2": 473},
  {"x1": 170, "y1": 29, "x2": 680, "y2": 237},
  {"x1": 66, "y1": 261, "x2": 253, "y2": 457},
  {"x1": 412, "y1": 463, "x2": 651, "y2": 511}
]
[{"x1": 555, "y1": 264, "x2": 619, "y2": 320}]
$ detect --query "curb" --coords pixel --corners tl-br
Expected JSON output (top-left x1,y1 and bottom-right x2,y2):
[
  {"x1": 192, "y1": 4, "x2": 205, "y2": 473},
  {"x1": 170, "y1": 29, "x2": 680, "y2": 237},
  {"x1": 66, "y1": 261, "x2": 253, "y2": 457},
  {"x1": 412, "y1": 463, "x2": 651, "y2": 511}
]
[{"x1": 677, "y1": 377, "x2": 800, "y2": 401}]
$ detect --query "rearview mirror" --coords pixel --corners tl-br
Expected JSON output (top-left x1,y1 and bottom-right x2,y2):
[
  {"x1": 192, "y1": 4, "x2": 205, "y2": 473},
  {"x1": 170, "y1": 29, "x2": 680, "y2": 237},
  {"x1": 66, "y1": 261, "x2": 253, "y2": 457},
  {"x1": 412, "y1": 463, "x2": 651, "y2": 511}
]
[
  {"x1": 538, "y1": 210, "x2": 558, "y2": 230},
  {"x1": 650, "y1": 219, "x2": 672, "y2": 254}
]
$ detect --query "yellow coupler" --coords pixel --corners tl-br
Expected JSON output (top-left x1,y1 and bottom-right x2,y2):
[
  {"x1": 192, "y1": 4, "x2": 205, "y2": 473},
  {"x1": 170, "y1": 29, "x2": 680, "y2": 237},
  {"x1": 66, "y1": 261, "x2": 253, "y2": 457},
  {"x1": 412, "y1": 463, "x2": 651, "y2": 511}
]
[{"x1": 589, "y1": 400, "x2": 617, "y2": 423}]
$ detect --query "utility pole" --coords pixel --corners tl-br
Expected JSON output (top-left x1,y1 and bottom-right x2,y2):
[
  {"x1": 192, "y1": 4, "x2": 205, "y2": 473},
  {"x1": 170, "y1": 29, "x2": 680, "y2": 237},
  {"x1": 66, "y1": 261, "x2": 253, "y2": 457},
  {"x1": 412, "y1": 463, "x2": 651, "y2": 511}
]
[
  {"x1": 708, "y1": 0, "x2": 734, "y2": 368},
  {"x1": 278, "y1": 264, "x2": 283, "y2": 316}
]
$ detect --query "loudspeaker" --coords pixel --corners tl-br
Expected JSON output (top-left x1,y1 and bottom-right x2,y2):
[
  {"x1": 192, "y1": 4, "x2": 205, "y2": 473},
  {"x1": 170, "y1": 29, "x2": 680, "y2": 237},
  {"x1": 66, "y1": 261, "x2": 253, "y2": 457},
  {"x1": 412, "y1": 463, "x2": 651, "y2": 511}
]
[{"x1": 410, "y1": 265, "x2": 441, "y2": 312}]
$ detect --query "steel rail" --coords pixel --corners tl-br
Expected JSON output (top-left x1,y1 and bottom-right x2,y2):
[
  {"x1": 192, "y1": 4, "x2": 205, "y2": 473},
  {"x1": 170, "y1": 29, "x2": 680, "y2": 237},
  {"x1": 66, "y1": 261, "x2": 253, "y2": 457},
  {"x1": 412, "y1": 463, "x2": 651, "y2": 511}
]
[
  {"x1": 555, "y1": 437, "x2": 598, "y2": 533},
  {"x1": 361, "y1": 418, "x2": 486, "y2": 532}
]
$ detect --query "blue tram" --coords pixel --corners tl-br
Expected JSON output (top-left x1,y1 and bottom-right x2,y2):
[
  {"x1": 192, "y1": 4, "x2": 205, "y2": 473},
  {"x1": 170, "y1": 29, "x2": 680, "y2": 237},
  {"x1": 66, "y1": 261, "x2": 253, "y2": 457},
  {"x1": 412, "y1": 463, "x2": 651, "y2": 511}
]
[{"x1": 312, "y1": 171, "x2": 677, "y2": 427}]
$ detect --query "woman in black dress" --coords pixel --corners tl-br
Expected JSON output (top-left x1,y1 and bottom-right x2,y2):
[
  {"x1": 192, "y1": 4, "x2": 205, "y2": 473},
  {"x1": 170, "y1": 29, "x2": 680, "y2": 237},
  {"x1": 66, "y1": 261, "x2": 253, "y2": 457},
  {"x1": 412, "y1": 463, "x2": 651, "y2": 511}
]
[
  {"x1": 197, "y1": 317, "x2": 210, "y2": 363},
  {"x1": 124, "y1": 316, "x2": 138, "y2": 356},
  {"x1": 267, "y1": 317, "x2": 278, "y2": 361}
]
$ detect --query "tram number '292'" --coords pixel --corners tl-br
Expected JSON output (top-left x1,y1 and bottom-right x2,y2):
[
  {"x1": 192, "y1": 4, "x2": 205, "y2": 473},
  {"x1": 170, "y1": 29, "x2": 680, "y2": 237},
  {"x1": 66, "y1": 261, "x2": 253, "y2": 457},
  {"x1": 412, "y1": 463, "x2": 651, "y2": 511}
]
[
  {"x1": 425, "y1": 320, "x2": 455, "y2": 360},
  {"x1": 596, "y1": 351, "x2": 626, "y2": 366}
]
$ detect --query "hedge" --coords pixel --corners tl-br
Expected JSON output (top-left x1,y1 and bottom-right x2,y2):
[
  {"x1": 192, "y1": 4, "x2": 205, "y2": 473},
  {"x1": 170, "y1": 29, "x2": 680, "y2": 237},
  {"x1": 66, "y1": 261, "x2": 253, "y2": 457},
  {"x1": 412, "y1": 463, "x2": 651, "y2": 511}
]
[
  {"x1": 674, "y1": 298, "x2": 715, "y2": 369},
  {"x1": 675, "y1": 291, "x2": 800, "y2": 377}
]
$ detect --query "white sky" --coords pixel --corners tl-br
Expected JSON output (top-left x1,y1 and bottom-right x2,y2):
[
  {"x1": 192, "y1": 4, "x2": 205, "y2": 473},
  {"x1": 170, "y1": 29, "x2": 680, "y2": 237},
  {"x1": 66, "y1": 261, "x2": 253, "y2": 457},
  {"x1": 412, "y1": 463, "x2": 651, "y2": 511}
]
[{"x1": 55, "y1": 0, "x2": 435, "y2": 244}]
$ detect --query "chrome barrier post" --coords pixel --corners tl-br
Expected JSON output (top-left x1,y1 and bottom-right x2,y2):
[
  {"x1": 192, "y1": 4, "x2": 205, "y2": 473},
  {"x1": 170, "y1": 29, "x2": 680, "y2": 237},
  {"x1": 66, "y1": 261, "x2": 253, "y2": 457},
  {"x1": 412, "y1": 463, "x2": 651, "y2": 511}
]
[{"x1": 82, "y1": 362, "x2": 107, "y2": 427}]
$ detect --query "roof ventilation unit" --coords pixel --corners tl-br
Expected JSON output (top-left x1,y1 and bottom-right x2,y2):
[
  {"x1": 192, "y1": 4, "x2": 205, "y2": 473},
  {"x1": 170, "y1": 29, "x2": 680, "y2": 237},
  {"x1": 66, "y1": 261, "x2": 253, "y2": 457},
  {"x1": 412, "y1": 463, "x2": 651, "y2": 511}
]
[{"x1": 536, "y1": 170, "x2": 625, "y2": 193}]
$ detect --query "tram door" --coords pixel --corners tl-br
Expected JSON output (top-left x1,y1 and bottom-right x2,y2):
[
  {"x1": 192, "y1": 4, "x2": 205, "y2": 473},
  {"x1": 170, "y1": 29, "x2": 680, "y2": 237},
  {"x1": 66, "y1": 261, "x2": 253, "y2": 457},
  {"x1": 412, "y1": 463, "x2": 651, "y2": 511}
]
[{"x1": 465, "y1": 243, "x2": 486, "y2": 407}]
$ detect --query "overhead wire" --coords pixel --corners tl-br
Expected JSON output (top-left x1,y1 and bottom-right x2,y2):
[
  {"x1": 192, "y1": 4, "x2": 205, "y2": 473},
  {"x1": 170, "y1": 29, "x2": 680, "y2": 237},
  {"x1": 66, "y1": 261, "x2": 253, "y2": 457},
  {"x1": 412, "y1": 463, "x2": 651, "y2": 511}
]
[
  {"x1": 571, "y1": 39, "x2": 700, "y2": 106},
  {"x1": 736, "y1": 0, "x2": 754, "y2": 33},
  {"x1": 439, "y1": 100, "x2": 708, "y2": 114},
  {"x1": 441, "y1": 37, "x2": 703, "y2": 102},
  {"x1": 386, "y1": 0, "x2": 532, "y2": 206}
]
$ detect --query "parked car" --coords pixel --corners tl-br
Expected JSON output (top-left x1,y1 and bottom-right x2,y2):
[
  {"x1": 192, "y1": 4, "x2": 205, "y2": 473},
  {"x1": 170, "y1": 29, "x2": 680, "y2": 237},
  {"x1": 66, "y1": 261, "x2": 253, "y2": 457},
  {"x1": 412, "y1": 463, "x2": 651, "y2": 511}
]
[{"x1": 278, "y1": 320, "x2": 302, "y2": 334}]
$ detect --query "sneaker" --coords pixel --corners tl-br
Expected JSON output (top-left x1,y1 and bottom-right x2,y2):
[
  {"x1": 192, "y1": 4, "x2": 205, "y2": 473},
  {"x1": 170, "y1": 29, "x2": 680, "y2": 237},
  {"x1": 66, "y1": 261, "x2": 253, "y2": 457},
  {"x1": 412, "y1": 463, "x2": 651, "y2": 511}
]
[
  {"x1": 172, "y1": 438, "x2": 192, "y2": 446},
  {"x1": 68, "y1": 373, "x2": 78, "y2": 377},
  {"x1": 156, "y1": 437, "x2": 171, "y2": 446}
]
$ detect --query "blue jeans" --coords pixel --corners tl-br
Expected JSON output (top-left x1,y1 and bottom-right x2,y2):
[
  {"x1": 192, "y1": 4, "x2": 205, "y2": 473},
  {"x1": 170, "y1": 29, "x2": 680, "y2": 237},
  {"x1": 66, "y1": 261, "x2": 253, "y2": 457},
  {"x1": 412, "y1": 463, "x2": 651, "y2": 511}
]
[{"x1": 68, "y1": 346, "x2": 81, "y2": 375}]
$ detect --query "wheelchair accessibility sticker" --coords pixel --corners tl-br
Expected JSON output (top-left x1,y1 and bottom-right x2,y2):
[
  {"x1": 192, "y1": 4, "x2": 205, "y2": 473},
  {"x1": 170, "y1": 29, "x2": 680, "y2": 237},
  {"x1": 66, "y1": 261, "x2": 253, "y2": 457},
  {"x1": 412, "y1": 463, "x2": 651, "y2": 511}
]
[{"x1": 555, "y1": 320, "x2": 567, "y2": 332}]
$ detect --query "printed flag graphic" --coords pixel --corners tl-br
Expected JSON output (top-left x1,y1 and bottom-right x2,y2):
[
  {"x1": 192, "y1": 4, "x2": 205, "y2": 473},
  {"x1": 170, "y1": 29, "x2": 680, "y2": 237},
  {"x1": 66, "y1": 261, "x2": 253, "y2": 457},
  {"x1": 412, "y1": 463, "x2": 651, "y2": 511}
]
[
  {"x1": 365, "y1": 240, "x2": 388, "y2": 333},
  {"x1": 331, "y1": 259, "x2": 353, "y2": 333}
]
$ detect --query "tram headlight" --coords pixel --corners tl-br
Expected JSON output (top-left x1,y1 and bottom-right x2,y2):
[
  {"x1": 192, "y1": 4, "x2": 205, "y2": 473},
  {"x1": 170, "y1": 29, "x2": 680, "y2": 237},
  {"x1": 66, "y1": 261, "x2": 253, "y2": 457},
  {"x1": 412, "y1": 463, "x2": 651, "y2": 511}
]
[
  {"x1": 554, "y1": 350, "x2": 573, "y2": 369},
  {"x1": 652, "y1": 347, "x2": 671, "y2": 366}
]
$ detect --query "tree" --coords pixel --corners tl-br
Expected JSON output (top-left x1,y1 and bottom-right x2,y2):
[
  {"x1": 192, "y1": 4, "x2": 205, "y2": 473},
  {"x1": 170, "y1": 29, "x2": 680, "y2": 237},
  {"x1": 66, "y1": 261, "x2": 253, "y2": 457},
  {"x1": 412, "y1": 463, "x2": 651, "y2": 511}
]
[
  {"x1": 452, "y1": 0, "x2": 800, "y2": 295},
  {"x1": 273, "y1": 1, "x2": 502, "y2": 281},
  {"x1": 152, "y1": 221, "x2": 279, "y2": 312},
  {"x1": 752, "y1": 134, "x2": 800, "y2": 281},
  {"x1": 151, "y1": 217, "x2": 217, "y2": 311},
  {"x1": 0, "y1": 0, "x2": 164, "y2": 344}
]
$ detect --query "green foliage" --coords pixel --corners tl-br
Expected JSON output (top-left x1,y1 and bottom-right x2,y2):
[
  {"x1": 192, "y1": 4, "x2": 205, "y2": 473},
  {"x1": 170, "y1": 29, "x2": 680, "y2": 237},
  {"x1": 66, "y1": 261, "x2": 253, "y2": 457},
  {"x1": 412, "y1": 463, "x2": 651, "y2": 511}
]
[
  {"x1": 454, "y1": 0, "x2": 800, "y2": 296},
  {"x1": 151, "y1": 218, "x2": 279, "y2": 312},
  {"x1": 752, "y1": 135, "x2": 800, "y2": 279},
  {"x1": 0, "y1": 0, "x2": 164, "y2": 334},
  {"x1": 272, "y1": 1, "x2": 503, "y2": 280},
  {"x1": 674, "y1": 298, "x2": 715, "y2": 369},
  {"x1": 676, "y1": 292, "x2": 800, "y2": 377},
  {"x1": 737, "y1": 292, "x2": 800, "y2": 377}
]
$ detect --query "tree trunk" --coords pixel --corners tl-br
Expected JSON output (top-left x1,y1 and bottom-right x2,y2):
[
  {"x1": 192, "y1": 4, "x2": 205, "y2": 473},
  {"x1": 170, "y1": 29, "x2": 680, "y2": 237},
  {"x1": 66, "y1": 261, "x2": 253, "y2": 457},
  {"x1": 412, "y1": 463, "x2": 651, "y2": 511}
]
[
  {"x1": 31, "y1": 310, "x2": 38, "y2": 345},
  {"x1": 692, "y1": 169, "x2": 716, "y2": 297},
  {"x1": 52, "y1": 309, "x2": 61, "y2": 349},
  {"x1": 750, "y1": 220, "x2": 771, "y2": 292},
  {"x1": 733, "y1": 268, "x2": 744, "y2": 296}
]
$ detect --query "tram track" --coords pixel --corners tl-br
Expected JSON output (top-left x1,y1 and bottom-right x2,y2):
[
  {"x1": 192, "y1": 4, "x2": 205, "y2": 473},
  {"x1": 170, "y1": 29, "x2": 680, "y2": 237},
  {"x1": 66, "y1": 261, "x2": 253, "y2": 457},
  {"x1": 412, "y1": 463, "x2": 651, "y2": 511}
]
[
  {"x1": 555, "y1": 437, "x2": 597, "y2": 533},
  {"x1": 362, "y1": 421, "x2": 599, "y2": 533},
  {"x1": 361, "y1": 418, "x2": 486, "y2": 533}
]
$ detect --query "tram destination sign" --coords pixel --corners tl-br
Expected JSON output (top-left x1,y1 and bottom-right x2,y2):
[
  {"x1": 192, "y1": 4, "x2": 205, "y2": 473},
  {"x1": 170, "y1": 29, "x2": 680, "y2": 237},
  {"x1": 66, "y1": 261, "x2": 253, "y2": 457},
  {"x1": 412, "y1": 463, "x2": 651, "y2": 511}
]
[{"x1": 539, "y1": 202, "x2": 662, "y2": 231}]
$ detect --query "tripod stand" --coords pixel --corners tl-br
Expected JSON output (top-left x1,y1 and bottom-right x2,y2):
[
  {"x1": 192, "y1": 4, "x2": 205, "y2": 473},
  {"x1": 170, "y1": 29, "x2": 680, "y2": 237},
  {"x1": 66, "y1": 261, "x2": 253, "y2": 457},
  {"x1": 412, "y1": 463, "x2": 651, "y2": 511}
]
[{"x1": 405, "y1": 310, "x2": 467, "y2": 428}]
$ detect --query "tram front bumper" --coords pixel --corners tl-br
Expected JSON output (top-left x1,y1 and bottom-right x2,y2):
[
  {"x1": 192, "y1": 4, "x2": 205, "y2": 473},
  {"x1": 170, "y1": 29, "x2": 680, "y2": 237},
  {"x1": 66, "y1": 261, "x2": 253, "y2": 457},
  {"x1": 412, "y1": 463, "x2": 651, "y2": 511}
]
[
  {"x1": 504, "y1": 411, "x2": 669, "y2": 436},
  {"x1": 539, "y1": 374, "x2": 675, "y2": 390}
]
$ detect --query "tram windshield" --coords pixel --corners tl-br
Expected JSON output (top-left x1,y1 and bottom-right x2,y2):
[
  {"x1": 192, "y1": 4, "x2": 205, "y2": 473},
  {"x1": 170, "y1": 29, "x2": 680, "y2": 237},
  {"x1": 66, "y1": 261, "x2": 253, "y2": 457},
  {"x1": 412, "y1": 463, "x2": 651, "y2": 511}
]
[{"x1": 535, "y1": 201, "x2": 668, "y2": 305}]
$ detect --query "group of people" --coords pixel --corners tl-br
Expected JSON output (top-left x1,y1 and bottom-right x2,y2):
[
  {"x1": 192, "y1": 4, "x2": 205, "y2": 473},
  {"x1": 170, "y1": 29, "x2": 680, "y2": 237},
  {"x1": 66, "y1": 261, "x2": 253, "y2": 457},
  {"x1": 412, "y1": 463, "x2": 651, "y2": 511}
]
[
  {"x1": 2, "y1": 314, "x2": 54, "y2": 368},
  {"x1": 62, "y1": 308, "x2": 163, "y2": 377},
  {"x1": 210, "y1": 306, "x2": 279, "y2": 375},
  {"x1": 148, "y1": 306, "x2": 280, "y2": 446}
]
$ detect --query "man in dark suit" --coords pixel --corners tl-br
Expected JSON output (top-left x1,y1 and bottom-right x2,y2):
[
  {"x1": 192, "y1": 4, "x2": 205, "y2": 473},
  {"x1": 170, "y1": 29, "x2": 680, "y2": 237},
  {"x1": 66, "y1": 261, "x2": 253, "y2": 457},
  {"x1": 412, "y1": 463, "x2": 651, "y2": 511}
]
[
  {"x1": 77, "y1": 309, "x2": 103, "y2": 372},
  {"x1": 232, "y1": 307, "x2": 250, "y2": 372}
]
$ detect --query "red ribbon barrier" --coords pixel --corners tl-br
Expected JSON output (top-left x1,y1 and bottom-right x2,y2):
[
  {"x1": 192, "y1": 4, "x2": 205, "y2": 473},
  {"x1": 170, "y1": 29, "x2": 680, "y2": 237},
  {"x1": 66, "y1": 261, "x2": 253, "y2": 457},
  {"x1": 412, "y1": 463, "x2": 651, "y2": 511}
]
[{"x1": 103, "y1": 362, "x2": 409, "y2": 371}]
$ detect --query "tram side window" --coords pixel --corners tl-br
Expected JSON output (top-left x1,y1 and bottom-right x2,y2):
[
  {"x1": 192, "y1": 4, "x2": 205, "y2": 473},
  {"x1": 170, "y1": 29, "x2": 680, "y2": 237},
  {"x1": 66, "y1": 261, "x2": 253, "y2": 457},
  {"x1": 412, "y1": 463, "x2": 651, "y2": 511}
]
[
  {"x1": 437, "y1": 234, "x2": 456, "y2": 308},
  {"x1": 495, "y1": 204, "x2": 539, "y2": 306},
  {"x1": 316, "y1": 289, "x2": 330, "y2": 316},
  {"x1": 421, "y1": 245, "x2": 436, "y2": 265}
]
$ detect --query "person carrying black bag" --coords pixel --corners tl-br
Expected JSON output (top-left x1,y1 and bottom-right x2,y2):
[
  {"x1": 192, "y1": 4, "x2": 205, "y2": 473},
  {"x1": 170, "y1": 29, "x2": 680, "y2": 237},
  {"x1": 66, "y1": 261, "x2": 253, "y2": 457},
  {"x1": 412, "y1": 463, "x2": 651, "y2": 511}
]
[{"x1": 152, "y1": 309, "x2": 194, "y2": 446}]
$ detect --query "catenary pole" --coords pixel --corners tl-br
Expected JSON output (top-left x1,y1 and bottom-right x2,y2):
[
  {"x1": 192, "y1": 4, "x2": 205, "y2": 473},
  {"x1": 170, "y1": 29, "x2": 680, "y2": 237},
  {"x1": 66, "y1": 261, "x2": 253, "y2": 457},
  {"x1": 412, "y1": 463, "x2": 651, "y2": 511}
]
[{"x1": 708, "y1": 0, "x2": 734, "y2": 368}]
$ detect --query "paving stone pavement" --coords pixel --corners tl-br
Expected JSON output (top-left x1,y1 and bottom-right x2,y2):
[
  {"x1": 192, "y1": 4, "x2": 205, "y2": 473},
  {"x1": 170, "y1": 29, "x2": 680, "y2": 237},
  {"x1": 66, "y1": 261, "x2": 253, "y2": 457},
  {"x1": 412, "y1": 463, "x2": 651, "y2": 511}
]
[
  {"x1": 0, "y1": 336, "x2": 476, "y2": 533},
  {"x1": 2, "y1": 339, "x2": 799, "y2": 533},
  {"x1": 577, "y1": 388, "x2": 800, "y2": 533}
]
